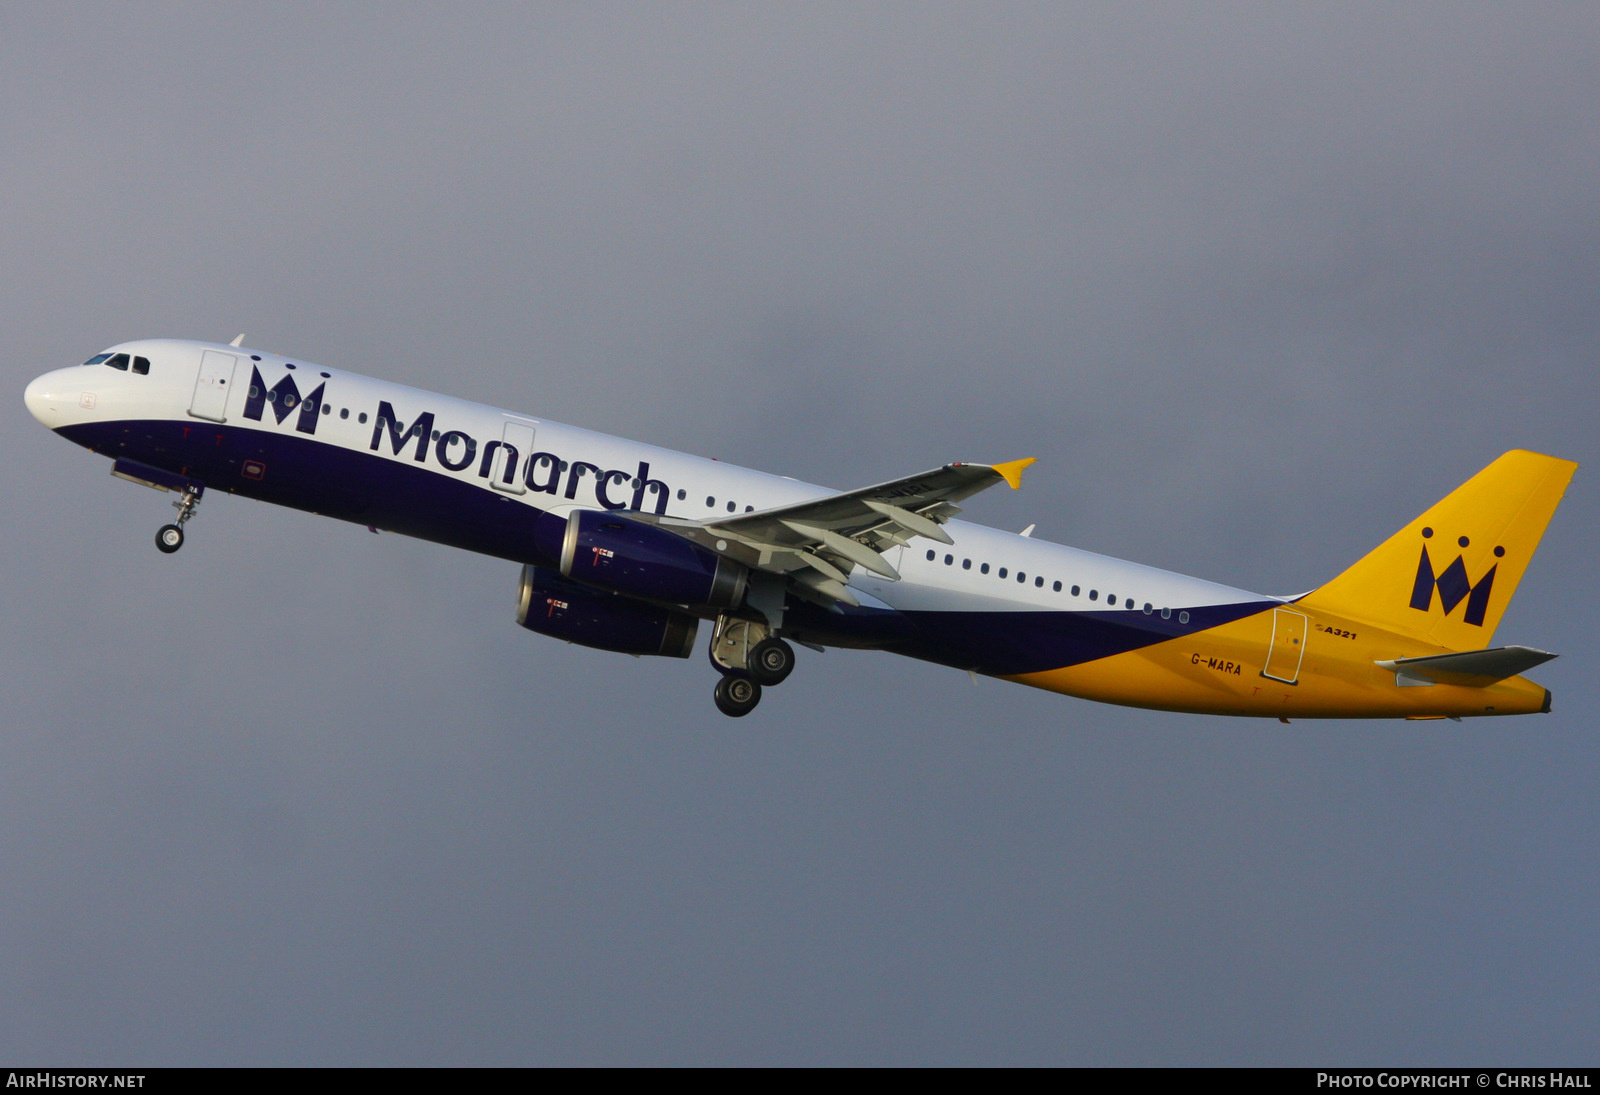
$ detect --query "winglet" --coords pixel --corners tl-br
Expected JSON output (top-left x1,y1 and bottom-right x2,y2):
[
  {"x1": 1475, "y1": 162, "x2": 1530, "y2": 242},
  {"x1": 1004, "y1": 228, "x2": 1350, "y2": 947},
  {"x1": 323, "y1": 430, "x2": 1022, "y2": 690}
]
[
  {"x1": 991, "y1": 458, "x2": 1037, "y2": 490},
  {"x1": 229, "y1": 333, "x2": 246, "y2": 347}
]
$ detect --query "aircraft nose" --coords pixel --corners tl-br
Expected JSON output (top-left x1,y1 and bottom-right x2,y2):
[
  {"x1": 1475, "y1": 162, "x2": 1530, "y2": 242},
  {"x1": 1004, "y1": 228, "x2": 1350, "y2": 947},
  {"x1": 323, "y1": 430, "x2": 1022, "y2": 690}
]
[{"x1": 24, "y1": 370, "x2": 67, "y2": 427}]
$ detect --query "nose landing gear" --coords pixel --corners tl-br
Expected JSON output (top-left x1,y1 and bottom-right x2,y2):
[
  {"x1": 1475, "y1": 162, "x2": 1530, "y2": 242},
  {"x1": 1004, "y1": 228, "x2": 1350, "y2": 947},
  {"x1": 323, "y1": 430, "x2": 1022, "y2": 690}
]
[{"x1": 155, "y1": 485, "x2": 203, "y2": 554}]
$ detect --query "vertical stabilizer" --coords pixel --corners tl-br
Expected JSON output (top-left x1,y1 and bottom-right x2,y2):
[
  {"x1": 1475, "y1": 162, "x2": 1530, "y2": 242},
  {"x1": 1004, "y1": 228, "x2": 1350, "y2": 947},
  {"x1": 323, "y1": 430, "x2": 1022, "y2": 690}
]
[{"x1": 1298, "y1": 450, "x2": 1577, "y2": 649}]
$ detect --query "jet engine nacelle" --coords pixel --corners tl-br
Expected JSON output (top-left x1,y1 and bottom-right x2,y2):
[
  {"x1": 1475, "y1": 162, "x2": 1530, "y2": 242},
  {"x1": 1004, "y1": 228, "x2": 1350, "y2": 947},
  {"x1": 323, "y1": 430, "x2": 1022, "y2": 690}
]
[
  {"x1": 516, "y1": 565, "x2": 698, "y2": 658},
  {"x1": 560, "y1": 509, "x2": 747, "y2": 609}
]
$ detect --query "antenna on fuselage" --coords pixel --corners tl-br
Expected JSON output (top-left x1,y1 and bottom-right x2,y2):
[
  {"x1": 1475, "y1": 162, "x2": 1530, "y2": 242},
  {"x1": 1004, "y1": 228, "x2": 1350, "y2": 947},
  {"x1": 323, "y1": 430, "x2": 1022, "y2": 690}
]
[{"x1": 229, "y1": 333, "x2": 245, "y2": 347}]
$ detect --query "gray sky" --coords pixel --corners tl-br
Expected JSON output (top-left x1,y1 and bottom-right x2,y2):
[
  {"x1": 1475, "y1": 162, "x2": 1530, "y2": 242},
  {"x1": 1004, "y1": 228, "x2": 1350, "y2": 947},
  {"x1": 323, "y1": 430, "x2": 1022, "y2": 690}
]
[{"x1": 2, "y1": 3, "x2": 1596, "y2": 1064}]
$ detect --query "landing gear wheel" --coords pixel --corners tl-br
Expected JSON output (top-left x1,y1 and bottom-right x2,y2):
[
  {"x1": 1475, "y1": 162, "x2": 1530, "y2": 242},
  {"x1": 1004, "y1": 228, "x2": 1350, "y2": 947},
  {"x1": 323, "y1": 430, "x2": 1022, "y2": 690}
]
[
  {"x1": 714, "y1": 675, "x2": 762, "y2": 717},
  {"x1": 748, "y1": 638, "x2": 796, "y2": 686},
  {"x1": 155, "y1": 485, "x2": 202, "y2": 555}
]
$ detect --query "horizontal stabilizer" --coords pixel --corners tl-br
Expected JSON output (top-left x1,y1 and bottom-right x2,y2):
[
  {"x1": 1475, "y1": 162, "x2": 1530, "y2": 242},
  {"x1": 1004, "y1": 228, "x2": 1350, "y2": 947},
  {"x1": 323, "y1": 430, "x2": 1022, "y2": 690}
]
[{"x1": 1375, "y1": 645, "x2": 1557, "y2": 687}]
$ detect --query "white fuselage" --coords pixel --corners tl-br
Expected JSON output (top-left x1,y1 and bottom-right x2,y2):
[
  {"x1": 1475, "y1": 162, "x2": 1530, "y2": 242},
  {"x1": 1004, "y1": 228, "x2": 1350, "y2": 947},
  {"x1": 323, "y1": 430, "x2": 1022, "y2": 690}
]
[{"x1": 24, "y1": 338, "x2": 1263, "y2": 624}]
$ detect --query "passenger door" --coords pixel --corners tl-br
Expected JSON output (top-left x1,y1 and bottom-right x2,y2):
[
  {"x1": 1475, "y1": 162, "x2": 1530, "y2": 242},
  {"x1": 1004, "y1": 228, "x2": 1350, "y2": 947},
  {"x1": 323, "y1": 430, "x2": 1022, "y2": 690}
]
[
  {"x1": 490, "y1": 417, "x2": 537, "y2": 494},
  {"x1": 188, "y1": 350, "x2": 236, "y2": 423},
  {"x1": 1262, "y1": 608, "x2": 1309, "y2": 685}
]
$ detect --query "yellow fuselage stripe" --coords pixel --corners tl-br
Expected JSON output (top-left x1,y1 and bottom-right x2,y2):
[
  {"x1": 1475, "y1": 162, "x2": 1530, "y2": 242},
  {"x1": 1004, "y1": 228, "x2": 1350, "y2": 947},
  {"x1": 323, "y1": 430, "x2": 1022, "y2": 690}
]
[{"x1": 1007, "y1": 604, "x2": 1547, "y2": 718}]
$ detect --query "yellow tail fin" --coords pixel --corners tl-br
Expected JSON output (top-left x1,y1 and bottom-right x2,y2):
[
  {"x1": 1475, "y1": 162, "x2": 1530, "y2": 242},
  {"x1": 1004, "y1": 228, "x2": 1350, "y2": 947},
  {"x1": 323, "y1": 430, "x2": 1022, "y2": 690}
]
[{"x1": 1299, "y1": 450, "x2": 1577, "y2": 649}]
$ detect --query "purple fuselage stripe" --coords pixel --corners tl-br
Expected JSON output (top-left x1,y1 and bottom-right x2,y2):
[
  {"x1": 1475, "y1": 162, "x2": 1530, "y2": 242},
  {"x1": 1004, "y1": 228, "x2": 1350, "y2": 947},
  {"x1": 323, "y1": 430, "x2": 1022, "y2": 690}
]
[{"x1": 60, "y1": 418, "x2": 1274, "y2": 676}]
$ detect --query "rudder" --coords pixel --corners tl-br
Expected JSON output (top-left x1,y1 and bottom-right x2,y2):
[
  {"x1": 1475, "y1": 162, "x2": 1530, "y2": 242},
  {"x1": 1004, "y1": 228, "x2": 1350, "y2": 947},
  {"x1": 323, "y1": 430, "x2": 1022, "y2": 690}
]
[{"x1": 1298, "y1": 450, "x2": 1577, "y2": 649}]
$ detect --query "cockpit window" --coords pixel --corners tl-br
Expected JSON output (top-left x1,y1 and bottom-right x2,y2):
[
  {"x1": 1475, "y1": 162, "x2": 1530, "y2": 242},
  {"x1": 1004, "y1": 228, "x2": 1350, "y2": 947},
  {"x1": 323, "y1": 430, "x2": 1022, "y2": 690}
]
[
  {"x1": 132, "y1": 356, "x2": 150, "y2": 375},
  {"x1": 105, "y1": 353, "x2": 130, "y2": 371},
  {"x1": 83, "y1": 353, "x2": 112, "y2": 366}
]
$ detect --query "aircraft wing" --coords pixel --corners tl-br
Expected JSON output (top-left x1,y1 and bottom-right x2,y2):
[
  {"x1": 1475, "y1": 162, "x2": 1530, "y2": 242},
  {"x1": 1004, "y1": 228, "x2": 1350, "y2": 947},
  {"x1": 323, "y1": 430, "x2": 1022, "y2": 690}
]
[{"x1": 649, "y1": 458, "x2": 1035, "y2": 606}]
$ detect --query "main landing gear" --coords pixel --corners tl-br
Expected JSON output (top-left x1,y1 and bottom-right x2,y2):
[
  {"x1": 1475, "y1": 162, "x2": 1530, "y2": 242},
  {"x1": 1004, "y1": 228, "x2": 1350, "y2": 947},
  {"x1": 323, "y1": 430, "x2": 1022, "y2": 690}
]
[
  {"x1": 714, "y1": 675, "x2": 762, "y2": 717},
  {"x1": 749, "y1": 637, "x2": 795, "y2": 686},
  {"x1": 708, "y1": 615, "x2": 799, "y2": 717},
  {"x1": 155, "y1": 485, "x2": 202, "y2": 554}
]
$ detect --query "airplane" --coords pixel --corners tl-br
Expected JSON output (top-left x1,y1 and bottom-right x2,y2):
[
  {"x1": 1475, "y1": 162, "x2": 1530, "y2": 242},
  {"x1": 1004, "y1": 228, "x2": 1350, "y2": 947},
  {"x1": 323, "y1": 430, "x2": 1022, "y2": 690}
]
[{"x1": 24, "y1": 337, "x2": 1577, "y2": 719}]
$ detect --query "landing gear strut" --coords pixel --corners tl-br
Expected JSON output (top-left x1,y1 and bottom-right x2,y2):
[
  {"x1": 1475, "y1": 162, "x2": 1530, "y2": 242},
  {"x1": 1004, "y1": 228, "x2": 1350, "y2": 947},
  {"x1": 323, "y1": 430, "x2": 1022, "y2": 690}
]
[{"x1": 155, "y1": 485, "x2": 202, "y2": 554}]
